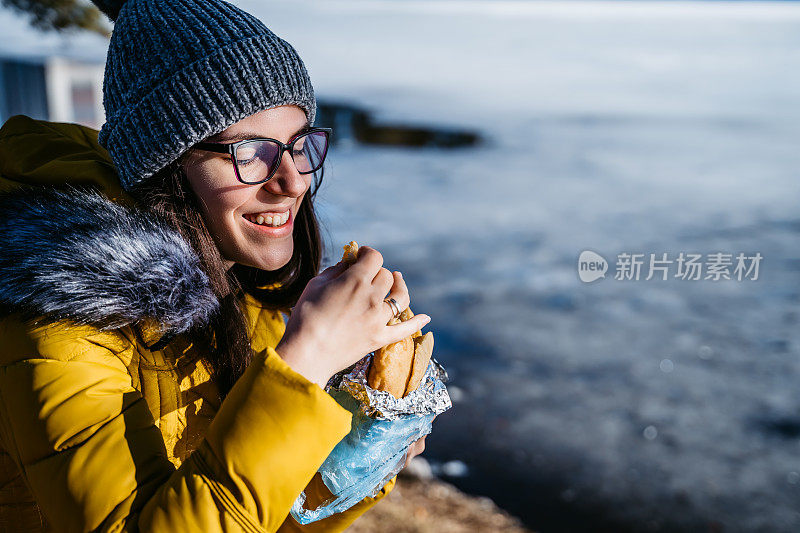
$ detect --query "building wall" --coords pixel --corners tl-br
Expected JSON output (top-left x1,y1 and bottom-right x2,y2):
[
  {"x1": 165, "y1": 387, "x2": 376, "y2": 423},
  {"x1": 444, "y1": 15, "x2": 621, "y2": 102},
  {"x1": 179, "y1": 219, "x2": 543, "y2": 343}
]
[
  {"x1": 0, "y1": 55, "x2": 104, "y2": 129},
  {"x1": 45, "y1": 56, "x2": 104, "y2": 129},
  {"x1": 0, "y1": 58, "x2": 48, "y2": 122}
]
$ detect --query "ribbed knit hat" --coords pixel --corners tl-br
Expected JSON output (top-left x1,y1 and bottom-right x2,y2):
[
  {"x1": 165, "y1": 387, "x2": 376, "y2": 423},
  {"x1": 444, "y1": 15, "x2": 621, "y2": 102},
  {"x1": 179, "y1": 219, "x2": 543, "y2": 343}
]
[{"x1": 91, "y1": 0, "x2": 316, "y2": 191}]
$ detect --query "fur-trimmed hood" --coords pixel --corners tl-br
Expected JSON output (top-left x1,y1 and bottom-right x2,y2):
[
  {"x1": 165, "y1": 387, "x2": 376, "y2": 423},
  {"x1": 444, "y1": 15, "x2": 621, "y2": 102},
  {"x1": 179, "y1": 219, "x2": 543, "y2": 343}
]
[{"x1": 0, "y1": 115, "x2": 218, "y2": 335}]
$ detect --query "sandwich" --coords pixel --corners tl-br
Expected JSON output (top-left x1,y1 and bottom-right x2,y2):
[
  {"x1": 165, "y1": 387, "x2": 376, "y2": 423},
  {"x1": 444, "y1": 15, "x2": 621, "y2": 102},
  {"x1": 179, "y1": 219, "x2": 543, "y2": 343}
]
[
  {"x1": 298, "y1": 242, "x2": 435, "y2": 512},
  {"x1": 341, "y1": 241, "x2": 434, "y2": 399}
]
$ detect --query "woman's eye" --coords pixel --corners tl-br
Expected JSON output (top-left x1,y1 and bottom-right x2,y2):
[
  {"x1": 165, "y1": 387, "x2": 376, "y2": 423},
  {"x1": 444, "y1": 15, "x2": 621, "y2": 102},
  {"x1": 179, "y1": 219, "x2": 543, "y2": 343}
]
[{"x1": 236, "y1": 150, "x2": 258, "y2": 164}]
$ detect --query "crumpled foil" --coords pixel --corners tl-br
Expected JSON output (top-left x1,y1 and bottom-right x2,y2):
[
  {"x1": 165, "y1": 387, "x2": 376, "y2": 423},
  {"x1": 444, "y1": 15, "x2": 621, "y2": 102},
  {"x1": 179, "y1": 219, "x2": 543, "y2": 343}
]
[
  {"x1": 289, "y1": 353, "x2": 452, "y2": 524},
  {"x1": 326, "y1": 352, "x2": 452, "y2": 420}
]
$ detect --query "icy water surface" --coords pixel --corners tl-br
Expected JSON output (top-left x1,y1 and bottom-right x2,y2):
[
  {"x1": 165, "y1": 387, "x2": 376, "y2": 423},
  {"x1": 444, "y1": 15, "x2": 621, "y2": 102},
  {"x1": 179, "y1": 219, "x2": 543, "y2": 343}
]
[{"x1": 249, "y1": 2, "x2": 800, "y2": 531}]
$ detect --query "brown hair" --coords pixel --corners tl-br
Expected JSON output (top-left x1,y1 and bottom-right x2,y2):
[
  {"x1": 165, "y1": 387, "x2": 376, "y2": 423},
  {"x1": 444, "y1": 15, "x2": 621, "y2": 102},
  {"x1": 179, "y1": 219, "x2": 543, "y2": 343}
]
[{"x1": 128, "y1": 155, "x2": 326, "y2": 398}]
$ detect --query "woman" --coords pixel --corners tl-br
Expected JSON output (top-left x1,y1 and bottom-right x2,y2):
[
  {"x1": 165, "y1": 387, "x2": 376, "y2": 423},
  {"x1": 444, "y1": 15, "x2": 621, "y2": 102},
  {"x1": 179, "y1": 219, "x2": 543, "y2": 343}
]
[{"x1": 0, "y1": 0, "x2": 430, "y2": 531}]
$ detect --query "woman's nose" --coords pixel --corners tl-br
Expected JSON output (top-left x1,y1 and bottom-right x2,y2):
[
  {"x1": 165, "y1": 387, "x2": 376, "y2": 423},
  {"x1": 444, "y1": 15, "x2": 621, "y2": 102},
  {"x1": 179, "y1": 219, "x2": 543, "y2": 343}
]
[{"x1": 264, "y1": 150, "x2": 309, "y2": 197}]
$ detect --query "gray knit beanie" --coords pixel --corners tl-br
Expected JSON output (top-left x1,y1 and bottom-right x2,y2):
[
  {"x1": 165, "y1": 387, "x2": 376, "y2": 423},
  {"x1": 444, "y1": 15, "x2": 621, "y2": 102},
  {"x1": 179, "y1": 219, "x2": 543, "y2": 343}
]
[{"x1": 91, "y1": 0, "x2": 317, "y2": 191}]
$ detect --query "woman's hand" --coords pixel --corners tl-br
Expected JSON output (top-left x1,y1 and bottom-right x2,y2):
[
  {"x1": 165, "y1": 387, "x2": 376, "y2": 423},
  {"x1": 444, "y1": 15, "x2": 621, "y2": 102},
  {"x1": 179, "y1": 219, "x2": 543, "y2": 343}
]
[
  {"x1": 403, "y1": 436, "x2": 427, "y2": 469},
  {"x1": 276, "y1": 245, "x2": 431, "y2": 388}
]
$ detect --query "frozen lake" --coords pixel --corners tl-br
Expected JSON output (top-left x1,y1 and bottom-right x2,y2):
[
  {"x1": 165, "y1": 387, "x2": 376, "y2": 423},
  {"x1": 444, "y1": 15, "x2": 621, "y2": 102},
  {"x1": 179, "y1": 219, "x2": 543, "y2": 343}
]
[{"x1": 245, "y1": 2, "x2": 800, "y2": 531}]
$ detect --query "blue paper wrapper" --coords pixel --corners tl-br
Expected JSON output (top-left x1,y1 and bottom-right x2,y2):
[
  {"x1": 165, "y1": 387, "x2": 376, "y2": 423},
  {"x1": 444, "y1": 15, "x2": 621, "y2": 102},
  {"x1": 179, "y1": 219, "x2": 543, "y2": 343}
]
[{"x1": 290, "y1": 354, "x2": 451, "y2": 524}]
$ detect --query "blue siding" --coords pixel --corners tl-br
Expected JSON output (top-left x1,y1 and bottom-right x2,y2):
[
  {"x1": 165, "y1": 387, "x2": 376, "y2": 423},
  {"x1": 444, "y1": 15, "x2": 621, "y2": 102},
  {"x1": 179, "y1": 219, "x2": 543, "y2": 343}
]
[{"x1": 0, "y1": 58, "x2": 48, "y2": 123}]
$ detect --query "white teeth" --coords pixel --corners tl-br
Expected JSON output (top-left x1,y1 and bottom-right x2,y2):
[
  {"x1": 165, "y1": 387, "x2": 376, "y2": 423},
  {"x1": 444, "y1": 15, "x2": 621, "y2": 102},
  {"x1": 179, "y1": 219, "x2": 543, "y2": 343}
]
[{"x1": 247, "y1": 211, "x2": 289, "y2": 227}]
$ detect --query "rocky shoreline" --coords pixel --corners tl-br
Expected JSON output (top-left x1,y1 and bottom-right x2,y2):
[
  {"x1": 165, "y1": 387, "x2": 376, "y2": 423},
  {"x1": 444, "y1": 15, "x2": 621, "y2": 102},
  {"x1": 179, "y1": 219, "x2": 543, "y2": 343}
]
[{"x1": 349, "y1": 459, "x2": 533, "y2": 533}]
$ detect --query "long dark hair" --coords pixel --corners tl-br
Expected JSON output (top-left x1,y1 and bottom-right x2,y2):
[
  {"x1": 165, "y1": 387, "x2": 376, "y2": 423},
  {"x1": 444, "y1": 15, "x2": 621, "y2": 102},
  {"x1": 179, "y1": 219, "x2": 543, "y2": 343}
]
[{"x1": 128, "y1": 154, "x2": 326, "y2": 398}]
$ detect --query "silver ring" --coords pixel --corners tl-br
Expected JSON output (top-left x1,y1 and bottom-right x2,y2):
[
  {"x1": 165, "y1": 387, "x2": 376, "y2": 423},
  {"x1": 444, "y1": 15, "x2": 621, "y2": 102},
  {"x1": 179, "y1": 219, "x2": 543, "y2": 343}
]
[{"x1": 384, "y1": 297, "x2": 401, "y2": 318}]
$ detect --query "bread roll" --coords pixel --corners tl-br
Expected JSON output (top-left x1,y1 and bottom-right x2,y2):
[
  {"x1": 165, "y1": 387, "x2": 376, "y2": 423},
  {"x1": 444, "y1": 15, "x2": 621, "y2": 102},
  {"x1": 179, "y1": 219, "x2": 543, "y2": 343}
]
[
  {"x1": 341, "y1": 241, "x2": 359, "y2": 265},
  {"x1": 405, "y1": 332, "x2": 434, "y2": 396},
  {"x1": 368, "y1": 328, "x2": 415, "y2": 399},
  {"x1": 340, "y1": 241, "x2": 434, "y2": 398}
]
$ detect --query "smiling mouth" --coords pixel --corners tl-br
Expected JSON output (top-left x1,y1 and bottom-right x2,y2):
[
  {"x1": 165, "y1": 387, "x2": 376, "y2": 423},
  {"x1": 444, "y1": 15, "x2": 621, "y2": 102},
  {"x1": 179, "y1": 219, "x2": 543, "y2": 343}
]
[{"x1": 243, "y1": 210, "x2": 291, "y2": 228}]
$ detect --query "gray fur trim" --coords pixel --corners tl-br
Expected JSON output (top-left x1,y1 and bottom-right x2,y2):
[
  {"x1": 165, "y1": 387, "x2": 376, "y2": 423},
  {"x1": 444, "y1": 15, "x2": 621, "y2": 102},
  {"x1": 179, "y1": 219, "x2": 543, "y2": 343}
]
[{"x1": 0, "y1": 187, "x2": 219, "y2": 334}]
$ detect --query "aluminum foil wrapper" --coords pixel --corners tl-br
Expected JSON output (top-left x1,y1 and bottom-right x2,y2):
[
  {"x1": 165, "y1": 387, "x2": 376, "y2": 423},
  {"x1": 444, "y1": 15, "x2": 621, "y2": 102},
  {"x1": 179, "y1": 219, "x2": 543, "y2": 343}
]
[
  {"x1": 290, "y1": 352, "x2": 452, "y2": 524},
  {"x1": 325, "y1": 353, "x2": 452, "y2": 420}
]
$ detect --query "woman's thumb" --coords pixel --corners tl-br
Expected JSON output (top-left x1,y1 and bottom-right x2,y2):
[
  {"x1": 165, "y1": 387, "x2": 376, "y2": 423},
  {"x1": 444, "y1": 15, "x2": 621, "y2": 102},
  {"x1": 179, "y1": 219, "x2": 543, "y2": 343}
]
[
  {"x1": 315, "y1": 261, "x2": 348, "y2": 281},
  {"x1": 387, "y1": 314, "x2": 431, "y2": 341}
]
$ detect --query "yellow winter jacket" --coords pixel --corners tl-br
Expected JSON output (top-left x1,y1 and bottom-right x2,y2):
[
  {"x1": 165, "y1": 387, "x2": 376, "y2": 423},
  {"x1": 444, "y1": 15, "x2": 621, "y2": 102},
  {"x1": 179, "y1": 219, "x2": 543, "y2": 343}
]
[{"x1": 0, "y1": 115, "x2": 395, "y2": 532}]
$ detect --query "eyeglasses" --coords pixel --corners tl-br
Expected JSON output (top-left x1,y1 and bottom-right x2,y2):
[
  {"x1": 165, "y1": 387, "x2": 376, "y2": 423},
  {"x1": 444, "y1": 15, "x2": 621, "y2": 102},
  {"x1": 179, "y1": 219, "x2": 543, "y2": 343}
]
[{"x1": 194, "y1": 127, "x2": 332, "y2": 185}]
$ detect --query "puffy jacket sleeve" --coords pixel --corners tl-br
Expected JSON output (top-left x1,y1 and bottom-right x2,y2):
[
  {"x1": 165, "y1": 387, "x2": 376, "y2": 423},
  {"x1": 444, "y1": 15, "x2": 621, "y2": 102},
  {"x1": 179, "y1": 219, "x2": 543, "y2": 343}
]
[{"x1": 0, "y1": 316, "x2": 386, "y2": 532}]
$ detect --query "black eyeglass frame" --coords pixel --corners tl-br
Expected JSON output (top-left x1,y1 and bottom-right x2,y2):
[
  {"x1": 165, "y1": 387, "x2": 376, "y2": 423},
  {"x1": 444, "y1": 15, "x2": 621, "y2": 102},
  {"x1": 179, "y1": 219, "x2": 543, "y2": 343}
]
[{"x1": 193, "y1": 127, "x2": 332, "y2": 185}]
